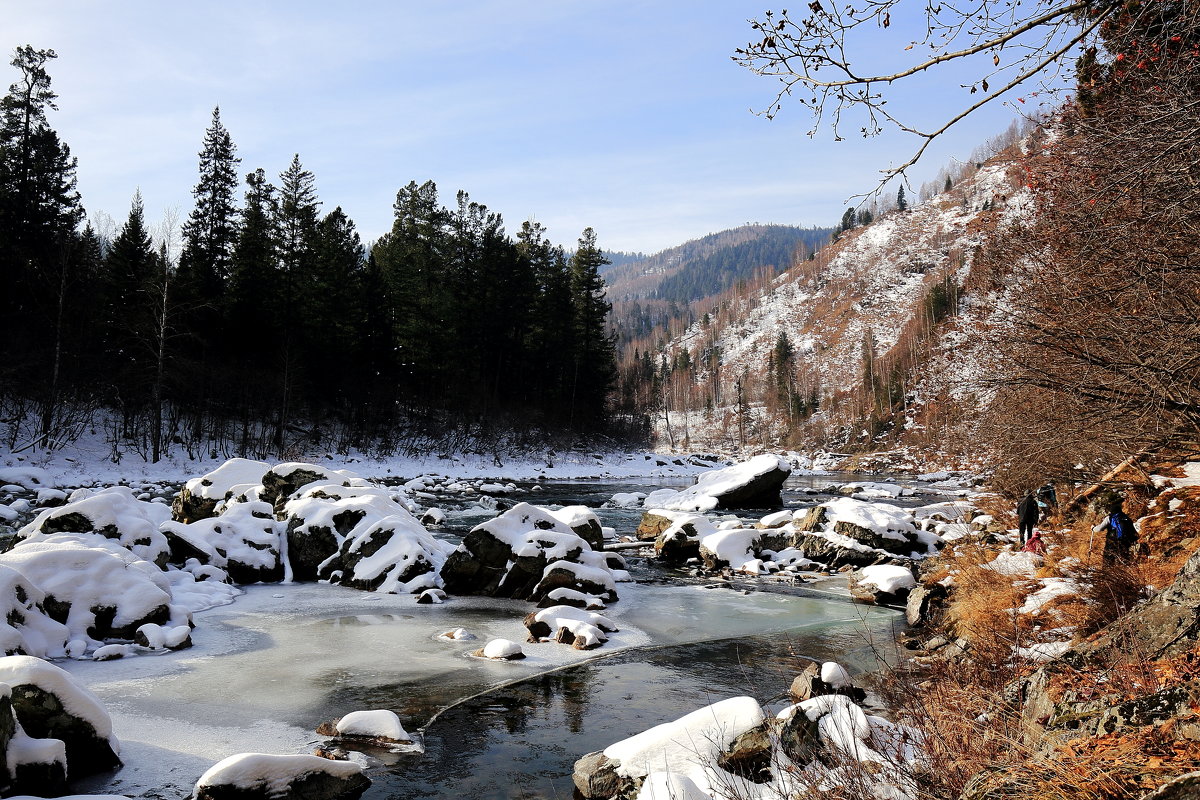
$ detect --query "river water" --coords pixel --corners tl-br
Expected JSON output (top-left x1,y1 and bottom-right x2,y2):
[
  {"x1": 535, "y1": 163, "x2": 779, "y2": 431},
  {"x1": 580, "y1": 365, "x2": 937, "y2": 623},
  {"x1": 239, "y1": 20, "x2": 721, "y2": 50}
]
[{"x1": 65, "y1": 474, "x2": 931, "y2": 800}]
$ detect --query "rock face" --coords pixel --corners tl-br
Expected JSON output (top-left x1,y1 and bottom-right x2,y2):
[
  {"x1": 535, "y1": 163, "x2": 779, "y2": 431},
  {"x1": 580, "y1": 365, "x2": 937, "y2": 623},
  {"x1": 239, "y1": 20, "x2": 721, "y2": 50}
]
[{"x1": 194, "y1": 753, "x2": 370, "y2": 800}]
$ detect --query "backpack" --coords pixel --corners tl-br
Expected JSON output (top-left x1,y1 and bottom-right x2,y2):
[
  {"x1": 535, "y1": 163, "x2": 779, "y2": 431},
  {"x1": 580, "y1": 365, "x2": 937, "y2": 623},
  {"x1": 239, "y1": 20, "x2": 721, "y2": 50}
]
[{"x1": 1111, "y1": 513, "x2": 1138, "y2": 545}]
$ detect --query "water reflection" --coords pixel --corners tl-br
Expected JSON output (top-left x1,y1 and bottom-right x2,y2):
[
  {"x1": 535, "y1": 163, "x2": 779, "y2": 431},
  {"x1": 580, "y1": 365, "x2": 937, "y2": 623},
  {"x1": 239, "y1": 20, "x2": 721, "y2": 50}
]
[{"x1": 359, "y1": 621, "x2": 899, "y2": 800}]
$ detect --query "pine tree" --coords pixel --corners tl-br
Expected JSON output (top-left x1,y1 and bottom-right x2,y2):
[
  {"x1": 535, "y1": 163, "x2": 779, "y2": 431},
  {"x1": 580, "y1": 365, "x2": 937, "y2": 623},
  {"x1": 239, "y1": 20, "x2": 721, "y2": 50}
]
[
  {"x1": 272, "y1": 155, "x2": 321, "y2": 443},
  {"x1": 178, "y1": 107, "x2": 240, "y2": 302},
  {"x1": 897, "y1": 185, "x2": 908, "y2": 212},
  {"x1": 0, "y1": 46, "x2": 83, "y2": 403},
  {"x1": 101, "y1": 192, "x2": 159, "y2": 428},
  {"x1": 567, "y1": 227, "x2": 615, "y2": 428},
  {"x1": 373, "y1": 180, "x2": 451, "y2": 400},
  {"x1": 519, "y1": 219, "x2": 574, "y2": 416}
]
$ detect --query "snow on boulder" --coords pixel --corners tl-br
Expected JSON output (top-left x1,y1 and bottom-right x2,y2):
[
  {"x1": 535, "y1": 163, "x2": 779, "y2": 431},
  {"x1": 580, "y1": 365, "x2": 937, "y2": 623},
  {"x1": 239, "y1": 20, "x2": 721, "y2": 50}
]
[
  {"x1": 440, "y1": 503, "x2": 615, "y2": 601},
  {"x1": 3, "y1": 537, "x2": 173, "y2": 645},
  {"x1": 18, "y1": 487, "x2": 172, "y2": 568},
  {"x1": 849, "y1": 564, "x2": 918, "y2": 605},
  {"x1": 534, "y1": 554, "x2": 622, "y2": 604},
  {"x1": 473, "y1": 639, "x2": 525, "y2": 660},
  {"x1": 161, "y1": 500, "x2": 283, "y2": 585},
  {"x1": 786, "y1": 498, "x2": 939, "y2": 568},
  {"x1": 0, "y1": 655, "x2": 121, "y2": 778},
  {"x1": 0, "y1": 467, "x2": 54, "y2": 493},
  {"x1": 537, "y1": 587, "x2": 607, "y2": 610},
  {"x1": 642, "y1": 455, "x2": 791, "y2": 512},
  {"x1": 172, "y1": 458, "x2": 270, "y2": 523},
  {"x1": 698, "y1": 528, "x2": 769, "y2": 572},
  {"x1": 820, "y1": 662, "x2": 853, "y2": 689},
  {"x1": 284, "y1": 484, "x2": 413, "y2": 581},
  {"x1": 328, "y1": 709, "x2": 411, "y2": 744},
  {"x1": 604, "y1": 492, "x2": 646, "y2": 509},
  {"x1": 573, "y1": 696, "x2": 766, "y2": 798},
  {"x1": 0, "y1": 564, "x2": 70, "y2": 658},
  {"x1": 332, "y1": 513, "x2": 452, "y2": 595},
  {"x1": 259, "y1": 462, "x2": 369, "y2": 515},
  {"x1": 525, "y1": 605, "x2": 616, "y2": 649},
  {"x1": 647, "y1": 512, "x2": 716, "y2": 564},
  {"x1": 194, "y1": 752, "x2": 370, "y2": 800},
  {"x1": 636, "y1": 773, "x2": 711, "y2": 800}
]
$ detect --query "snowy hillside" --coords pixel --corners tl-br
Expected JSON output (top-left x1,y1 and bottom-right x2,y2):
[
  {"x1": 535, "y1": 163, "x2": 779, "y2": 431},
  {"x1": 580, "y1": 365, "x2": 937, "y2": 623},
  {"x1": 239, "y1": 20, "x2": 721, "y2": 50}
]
[{"x1": 652, "y1": 143, "x2": 1032, "y2": 458}]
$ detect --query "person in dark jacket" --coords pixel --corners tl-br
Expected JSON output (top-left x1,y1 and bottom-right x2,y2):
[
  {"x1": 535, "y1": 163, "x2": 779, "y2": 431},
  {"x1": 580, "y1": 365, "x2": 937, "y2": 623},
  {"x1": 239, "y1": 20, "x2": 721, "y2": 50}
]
[
  {"x1": 1017, "y1": 492, "x2": 1040, "y2": 544},
  {"x1": 1092, "y1": 499, "x2": 1138, "y2": 563}
]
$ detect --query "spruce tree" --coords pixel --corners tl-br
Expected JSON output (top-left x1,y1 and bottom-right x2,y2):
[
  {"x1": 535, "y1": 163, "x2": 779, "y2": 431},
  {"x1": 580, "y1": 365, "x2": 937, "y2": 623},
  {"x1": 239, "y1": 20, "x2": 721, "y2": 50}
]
[
  {"x1": 567, "y1": 227, "x2": 615, "y2": 428},
  {"x1": 0, "y1": 46, "x2": 83, "y2": 400},
  {"x1": 101, "y1": 192, "x2": 159, "y2": 427},
  {"x1": 897, "y1": 185, "x2": 908, "y2": 212},
  {"x1": 179, "y1": 107, "x2": 240, "y2": 299}
]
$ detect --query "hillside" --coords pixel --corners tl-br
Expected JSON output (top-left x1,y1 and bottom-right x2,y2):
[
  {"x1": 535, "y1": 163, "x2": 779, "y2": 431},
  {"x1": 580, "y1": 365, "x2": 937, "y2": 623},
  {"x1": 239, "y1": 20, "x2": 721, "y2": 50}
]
[
  {"x1": 639, "y1": 139, "x2": 1031, "y2": 458},
  {"x1": 603, "y1": 224, "x2": 833, "y2": 303}
]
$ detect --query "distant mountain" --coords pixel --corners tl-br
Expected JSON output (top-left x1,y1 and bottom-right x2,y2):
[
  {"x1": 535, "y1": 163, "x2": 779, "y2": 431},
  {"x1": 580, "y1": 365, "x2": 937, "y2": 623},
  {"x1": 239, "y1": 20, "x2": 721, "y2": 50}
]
[
  {"x1": 602, "y1": 224, "x2": 834, "y2": 304},
  {"x1": 621, "y1": 137, "x2": 1033, "y2": 459}
]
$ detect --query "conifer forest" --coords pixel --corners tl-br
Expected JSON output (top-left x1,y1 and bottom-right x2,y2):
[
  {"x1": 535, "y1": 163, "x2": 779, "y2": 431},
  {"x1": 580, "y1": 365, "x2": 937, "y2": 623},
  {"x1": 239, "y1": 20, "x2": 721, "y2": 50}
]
[{"x1": 0, "y1": 47, "x2": 618, "y2": 461}]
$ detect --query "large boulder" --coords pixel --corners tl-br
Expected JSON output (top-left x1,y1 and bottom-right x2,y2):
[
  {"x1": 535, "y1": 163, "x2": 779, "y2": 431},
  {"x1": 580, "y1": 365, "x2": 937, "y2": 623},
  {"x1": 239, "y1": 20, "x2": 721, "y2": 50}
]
[
  {"x1": 642, "y1": 455, "x2": 792, "y2": 512},
  {"x1": 440, "y1": 503, "x2": 620, "y2": 601},
  {"x1": 259, "y1": 463, "x2": 368, "y2": 517},
  {"x1": 573, "y1": 697, "x2": 766, "y2": 798},
  {"x1": 194, "y1": 753, "x2": 369, "y2": 800},
  {"x1": 0, "y1": 655, "x2": 121, "y2": 779},
  {"x1": 3, "y1": 537, "x2": 174, "y2": 644},
  {"x1": 171, "y1": 458, "x2": 270, "y2": 523},
  {"x1": 323, "y1": 514, "x2": 450, "y2": 595},
  {"x1": 162, "y1": 500, "x2": 283, "y2": 584},
  {"x1": 18, "y1": 486, "x2": 172, "y2": 568},
  {"x1": 283, "y1": 483, "x2": 415, "y2": 582},
  {"x1": 0, "y1": 564, "x2": 70, "y2": 658}
]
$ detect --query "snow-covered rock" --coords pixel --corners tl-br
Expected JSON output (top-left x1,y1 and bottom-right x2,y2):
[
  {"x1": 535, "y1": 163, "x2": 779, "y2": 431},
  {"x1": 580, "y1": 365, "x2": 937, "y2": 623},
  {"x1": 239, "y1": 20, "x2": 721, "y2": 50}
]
[
  {"x1": 333, "y1": 709, "x2": 411, "y2": 744},
  {"x1": 440, "y1": 503, "x2": 616, "y2": 601},
  {"x1": 0, "y1": 564, "x2": 70, "y2": 658},
  {"x1": 0, "y1": 655, "x2": 122, "y2": 779},
  {"x1": 193, "y1": 752, "x2": 370, "y2": 800},
  {"x1": 524, "y1": 605, "x2": 617, "y2": 649},
  {"x1": 573, "y1": 697, "x2": 766, "y2": 798},
  {"x1": 642, "y1": 455, "x2": 791, "y2": 512},
  {"x1": 18, "y1": 486, "x2": 172, "y2": 568},
  {"x1": 331, "y1": 513, "x2": 451, "y2": 595},
  {"x1": 161, "y1": 500, "x2": 283, "y2": 584},
  {"x1": 171, "y1": 458, "x2": 270, "y2": 523},
  {"x1": 473, "y1": 639, "x2": 524, "y2": 660},
  {"x1": 3, "y1": 537, "x2": 175, "y2": 645}
]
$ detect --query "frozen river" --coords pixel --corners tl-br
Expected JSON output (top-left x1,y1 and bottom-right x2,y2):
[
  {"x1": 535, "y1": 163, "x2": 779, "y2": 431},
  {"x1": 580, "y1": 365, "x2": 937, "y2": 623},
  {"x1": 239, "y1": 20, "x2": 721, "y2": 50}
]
[{"x1": 60, "y1": 475, "x2": 913, "y2": 799}]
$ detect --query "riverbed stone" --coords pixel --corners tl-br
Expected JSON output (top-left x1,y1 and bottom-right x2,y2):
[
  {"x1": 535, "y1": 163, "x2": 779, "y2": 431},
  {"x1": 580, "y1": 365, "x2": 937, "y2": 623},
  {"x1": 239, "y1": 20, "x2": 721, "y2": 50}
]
[
  {"x1": 8, "y1": 681, "x2": 121, "y2": 778},
  {"x1": 906, "y1": 583, "x2": 948, "y2": 627},
  {"x1": 572, "y1": 751, "x2": 629, "y2": 800},
  {"x1": 716, "y1": 723, "x2": 773, "y2": 782},
  {"x1": 636, "y1": 512, "x2": 674, "y2": 541}
]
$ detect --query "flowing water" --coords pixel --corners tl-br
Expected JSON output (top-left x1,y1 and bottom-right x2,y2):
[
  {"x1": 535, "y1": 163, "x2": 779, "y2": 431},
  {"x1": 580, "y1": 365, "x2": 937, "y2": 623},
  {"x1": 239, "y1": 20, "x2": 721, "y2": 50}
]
[{"x1": 65, "y1": 474, "x2": 936, "y2": 799}]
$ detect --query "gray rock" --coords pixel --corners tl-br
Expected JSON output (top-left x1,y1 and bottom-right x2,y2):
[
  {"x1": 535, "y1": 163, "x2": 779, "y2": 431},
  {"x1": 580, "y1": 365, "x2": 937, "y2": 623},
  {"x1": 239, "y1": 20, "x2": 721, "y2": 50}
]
[
  {"x1": 1142, "y1": 771, "x2": 1200, "y2": 800},
  {"x1": 906, "y1": 583, "x2": 948, "y2": 627},
  {"x1": 572, "y1": 751, "x2": 630, "y2": 799}
]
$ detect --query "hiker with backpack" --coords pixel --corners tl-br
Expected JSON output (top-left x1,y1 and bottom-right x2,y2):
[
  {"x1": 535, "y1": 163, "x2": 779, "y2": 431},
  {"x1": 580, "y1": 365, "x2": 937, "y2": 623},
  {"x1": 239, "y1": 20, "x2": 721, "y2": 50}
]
[
  {"x1": 1017, "y1": 491, "x2": 1041, "y2": 545},
  {"x1": 1092, "y1": 498, "x2": 1139, "y2": 563}
]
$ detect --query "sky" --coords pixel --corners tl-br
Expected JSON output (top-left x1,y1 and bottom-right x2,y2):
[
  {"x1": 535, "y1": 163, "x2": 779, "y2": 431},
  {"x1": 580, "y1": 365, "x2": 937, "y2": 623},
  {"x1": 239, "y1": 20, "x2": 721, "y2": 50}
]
[{"x1": 5, "y1": 1, "x2": 1056, "y2": 255}]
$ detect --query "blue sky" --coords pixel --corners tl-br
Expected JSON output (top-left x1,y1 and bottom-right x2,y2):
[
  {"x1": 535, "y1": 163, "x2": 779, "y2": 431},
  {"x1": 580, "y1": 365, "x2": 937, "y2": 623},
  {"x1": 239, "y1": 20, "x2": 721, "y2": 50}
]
[{"x1": 6, "y1": 2, "x2": 1047, "y2": 254}]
